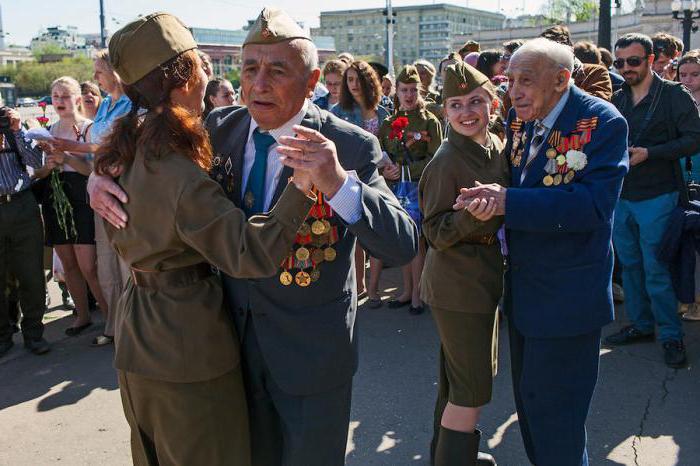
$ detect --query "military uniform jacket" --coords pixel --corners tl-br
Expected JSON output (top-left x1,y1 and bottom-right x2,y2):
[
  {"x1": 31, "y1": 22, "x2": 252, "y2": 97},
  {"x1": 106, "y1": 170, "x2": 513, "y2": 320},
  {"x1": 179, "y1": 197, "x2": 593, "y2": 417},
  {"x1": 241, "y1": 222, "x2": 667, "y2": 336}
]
[
  {"x1": 205, "y1": 103, "x2": 419, "y2": 396},
  {"x1": 106, "y1": 150, "x2": 314, "y2": 383},
  {"x1": 378, "y1": 107, "x2": 442, "y2": 181},
  {"x1": 419, "y1": 129, "x2": 508, "y2": 313},
  {"x1": 503, "y1": 86, "x2": 629, "y2": 338}
]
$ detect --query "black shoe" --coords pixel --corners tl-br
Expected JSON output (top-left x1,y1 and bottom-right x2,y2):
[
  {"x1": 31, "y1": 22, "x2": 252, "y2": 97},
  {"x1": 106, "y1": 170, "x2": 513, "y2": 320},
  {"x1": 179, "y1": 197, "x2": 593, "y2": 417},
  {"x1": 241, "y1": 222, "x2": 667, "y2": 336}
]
[
  {"x1": 65, "y1": 322, "x2": 93, "y2": 336},
  {"x1": 387, "y1": 299, "x2": 411, "y2": 309},
  {"x1": 24, "y1": 338, "x2": 50, "y2": 355},
  {"x1": 663, "y1": 340, "x2": 687, "y2": 368},
  {"x1": 0, "y1": 340, "x2": 13, "y2": 358},
  {"x1": 409, "y1": 305, "x2": 425, "y2": 315},
  {"x1": 604, "y1": 325, "x2": 655, "y2": 346}
]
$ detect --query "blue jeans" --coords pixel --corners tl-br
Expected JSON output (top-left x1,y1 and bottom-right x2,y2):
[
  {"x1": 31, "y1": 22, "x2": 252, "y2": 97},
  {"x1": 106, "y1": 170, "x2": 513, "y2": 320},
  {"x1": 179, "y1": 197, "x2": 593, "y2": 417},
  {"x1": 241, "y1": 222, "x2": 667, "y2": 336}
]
[{"x1": 613, "y1": 192, "x2": 683, "y2": 342}]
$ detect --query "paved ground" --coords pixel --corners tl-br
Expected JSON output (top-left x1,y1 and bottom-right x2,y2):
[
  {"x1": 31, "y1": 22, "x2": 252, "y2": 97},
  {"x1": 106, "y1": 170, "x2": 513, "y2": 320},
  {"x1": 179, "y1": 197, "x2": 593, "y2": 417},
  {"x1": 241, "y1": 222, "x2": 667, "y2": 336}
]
[{"x1": 0, "y1": 267, "x2": 698, "y2": 465}]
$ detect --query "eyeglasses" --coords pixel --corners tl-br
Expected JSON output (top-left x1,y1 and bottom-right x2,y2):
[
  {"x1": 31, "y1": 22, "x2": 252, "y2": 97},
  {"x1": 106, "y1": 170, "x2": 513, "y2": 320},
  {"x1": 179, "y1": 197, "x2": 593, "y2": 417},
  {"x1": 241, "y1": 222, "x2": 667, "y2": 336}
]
[{"x1": 613, "y1": 56, "x2": 648, "y2": 69}]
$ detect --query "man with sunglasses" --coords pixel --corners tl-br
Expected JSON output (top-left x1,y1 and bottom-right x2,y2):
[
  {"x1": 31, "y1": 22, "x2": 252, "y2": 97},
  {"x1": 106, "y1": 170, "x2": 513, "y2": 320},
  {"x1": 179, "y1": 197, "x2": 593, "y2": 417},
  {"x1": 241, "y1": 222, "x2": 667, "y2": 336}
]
[{"x1": 606, "y1": 33, "x2": 700, "y2": 368}]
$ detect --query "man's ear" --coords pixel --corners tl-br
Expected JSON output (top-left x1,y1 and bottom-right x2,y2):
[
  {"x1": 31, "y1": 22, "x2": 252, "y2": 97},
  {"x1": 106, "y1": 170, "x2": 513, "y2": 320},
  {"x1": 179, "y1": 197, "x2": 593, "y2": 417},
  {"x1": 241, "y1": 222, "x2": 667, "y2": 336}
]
[
  {"x1": 306, "y1": 68, "x2": 321, "y2": 98},
  {"x1": 554, "y1": 68, "x2": 571, "y2": 92}
]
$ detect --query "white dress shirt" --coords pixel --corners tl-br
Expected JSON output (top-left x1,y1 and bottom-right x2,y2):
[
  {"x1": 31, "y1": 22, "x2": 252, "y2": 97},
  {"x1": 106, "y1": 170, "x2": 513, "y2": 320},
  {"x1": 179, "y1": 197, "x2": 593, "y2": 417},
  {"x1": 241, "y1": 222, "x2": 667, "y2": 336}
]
[{"x1": 243, "y1": 100, "x2": 363, "y2": 224}]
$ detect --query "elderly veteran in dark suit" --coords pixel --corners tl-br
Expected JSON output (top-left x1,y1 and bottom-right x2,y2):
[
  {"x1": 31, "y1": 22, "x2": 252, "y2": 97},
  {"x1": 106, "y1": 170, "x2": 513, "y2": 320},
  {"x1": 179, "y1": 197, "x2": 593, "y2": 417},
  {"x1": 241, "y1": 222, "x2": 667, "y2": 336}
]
[
  {"x1": 420, "y1": 62, "x2": 508, "y2": 466},
  {"x1": 454, "y1": 38, "x2": 629, "y2": 465},
  {"x1": 89, "y1": 7, "x2": 418, "y2": 466}
]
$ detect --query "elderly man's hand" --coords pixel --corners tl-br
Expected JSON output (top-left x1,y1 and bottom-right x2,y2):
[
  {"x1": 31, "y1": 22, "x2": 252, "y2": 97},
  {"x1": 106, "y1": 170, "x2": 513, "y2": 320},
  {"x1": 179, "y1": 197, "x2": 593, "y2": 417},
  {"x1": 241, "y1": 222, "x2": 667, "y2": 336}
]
[
  {"x1": 628, "y1": 146, "x2": 649, "y2": 166},
  {"x1": 277, "y1": 125, "x2": 348, "y2": 199},
  {"x1": 87, "y1": 173, "x2": 129, "y2": 229},
  {"x1": 453, "y1": 181, "x2": 507, "y2": 217}
]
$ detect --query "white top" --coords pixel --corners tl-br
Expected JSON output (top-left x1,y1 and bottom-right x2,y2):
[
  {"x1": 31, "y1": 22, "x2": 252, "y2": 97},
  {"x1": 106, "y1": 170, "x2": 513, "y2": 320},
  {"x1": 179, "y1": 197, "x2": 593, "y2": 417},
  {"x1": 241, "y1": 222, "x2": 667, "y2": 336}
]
[{"x1": 48, "y1": 120, "x2": 91, "y2": 174}]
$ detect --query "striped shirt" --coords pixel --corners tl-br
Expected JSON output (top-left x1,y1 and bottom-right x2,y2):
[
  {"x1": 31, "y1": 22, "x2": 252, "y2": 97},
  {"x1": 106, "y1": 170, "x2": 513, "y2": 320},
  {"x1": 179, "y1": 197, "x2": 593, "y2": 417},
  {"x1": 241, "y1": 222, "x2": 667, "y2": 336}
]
[{"x1": 0, "y1": 129, "x2": 43, "y2": 195}]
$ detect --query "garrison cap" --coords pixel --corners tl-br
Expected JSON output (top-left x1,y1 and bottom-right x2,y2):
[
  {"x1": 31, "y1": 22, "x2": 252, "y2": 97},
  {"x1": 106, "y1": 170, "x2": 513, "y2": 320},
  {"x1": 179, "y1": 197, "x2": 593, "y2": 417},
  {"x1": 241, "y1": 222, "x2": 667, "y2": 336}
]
[
  {"x1": 396, "y1": 65, "x2": 421, "y2": 84},
  {"x1": 108, "y1": 12, "x2": 197, "y2": 85},
  {"x1": 442, "y1": 62, "x2": 492, "y2": 101},
  {"x1": 243, "y1": 7, "x2": 310, "y2": 46}
]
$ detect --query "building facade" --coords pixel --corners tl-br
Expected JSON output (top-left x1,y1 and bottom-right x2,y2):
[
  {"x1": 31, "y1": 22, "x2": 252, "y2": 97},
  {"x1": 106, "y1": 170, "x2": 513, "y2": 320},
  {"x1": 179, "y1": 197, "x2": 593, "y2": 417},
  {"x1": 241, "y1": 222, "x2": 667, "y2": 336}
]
[
  {"x1": 453, "y1": 0, "x2": 697, "y2": 53},
  {"x1": 191, "y1": 27, "x2": 337, "y2": 78},
  {"x1": 312, "y1": 3, "x2": 504, "y2": 68}
]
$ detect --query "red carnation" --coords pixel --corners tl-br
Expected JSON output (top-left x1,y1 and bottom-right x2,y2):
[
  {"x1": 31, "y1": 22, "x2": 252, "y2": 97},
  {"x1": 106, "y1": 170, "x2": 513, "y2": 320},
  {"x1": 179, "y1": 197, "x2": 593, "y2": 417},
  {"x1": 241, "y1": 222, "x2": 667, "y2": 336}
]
[
  {"x1": 389, "y1": 116, "x2": 409, "y2": 141},
  {"x1": 38, "y1": 101, "x2": 47, "y2": 109},
  {"x1": 36, "y1": 116, "x2": 49, "y2": 127}
]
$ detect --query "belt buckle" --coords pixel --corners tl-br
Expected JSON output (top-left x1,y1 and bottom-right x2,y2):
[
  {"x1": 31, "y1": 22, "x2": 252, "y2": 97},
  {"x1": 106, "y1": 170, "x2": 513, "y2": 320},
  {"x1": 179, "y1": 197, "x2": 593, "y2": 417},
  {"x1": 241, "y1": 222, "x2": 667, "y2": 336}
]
[{"x1": 0, "y1": 194, "x2": 11, "y2": 204}]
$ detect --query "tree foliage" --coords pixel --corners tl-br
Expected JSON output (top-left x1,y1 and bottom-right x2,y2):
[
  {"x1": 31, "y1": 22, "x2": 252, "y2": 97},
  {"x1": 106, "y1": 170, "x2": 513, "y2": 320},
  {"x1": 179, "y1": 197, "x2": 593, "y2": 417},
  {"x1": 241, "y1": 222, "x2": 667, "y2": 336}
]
[
  {"x1": 0, "y1": 56, "x2": 94, "y2": 97},
  {"x1": 545, "y1": 0, "x2": 599, "y2": 24}
]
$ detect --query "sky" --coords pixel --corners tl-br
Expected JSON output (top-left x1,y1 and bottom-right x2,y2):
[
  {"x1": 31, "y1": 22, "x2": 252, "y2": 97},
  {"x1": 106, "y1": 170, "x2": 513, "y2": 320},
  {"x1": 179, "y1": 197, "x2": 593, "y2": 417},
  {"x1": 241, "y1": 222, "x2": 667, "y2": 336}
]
[{"x1": 1, "y1": 0, "x2": 548, "y2": 47}]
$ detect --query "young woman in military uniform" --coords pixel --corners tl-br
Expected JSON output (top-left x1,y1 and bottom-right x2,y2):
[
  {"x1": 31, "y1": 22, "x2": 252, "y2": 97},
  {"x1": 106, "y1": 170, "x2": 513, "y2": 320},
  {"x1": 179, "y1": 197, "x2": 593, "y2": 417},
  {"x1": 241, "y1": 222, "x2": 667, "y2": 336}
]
[
  {"x1": 375, "y1": 65, "x2": 442, "y2": 314},
  {"x1": 95, "y1": 13, "x2": 315, "y2": 466},
  {"x1": 419, "y1": 62, "x2": 509, "y2": 465}
]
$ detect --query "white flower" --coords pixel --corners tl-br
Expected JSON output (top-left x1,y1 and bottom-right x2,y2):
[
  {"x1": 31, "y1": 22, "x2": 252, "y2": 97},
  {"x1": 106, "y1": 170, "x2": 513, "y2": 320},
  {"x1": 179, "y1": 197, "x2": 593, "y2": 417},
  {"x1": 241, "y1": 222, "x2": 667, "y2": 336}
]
[{"x1": 565, "y1": 150, "x2": 588, "y2": 171}]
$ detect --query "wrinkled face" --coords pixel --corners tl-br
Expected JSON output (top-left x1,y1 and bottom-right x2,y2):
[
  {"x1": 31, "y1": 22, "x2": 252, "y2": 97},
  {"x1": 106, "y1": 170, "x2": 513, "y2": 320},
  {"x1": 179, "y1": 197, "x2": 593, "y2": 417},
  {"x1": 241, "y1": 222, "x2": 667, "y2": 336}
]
[
  {"x1": 212, "y1": 80, "x2": 236, "y2": 107},
  {"x1": 653, "y1": 52, "x2": 672, "y2": 74},
  {"x1": 381, "y1": 77, "x2": 394, "y2": 97},
  {"x1": 170, "y1": 53, "x2": 209, "y2": 115},
  {"x1": 396, "y1": 82, "x2": 419, "y2": 110},
  {"x1": 614, "y1": 43, "x2": 652, "y2": 87},
  {"x1": 81, "y1": 91, "x2": 99, "y2": 113},
  {"x1": 324, "y1": 72, "x2": 343, "y2": 100},
  {"x1": 93, "y1": 58, "x2": 119, "y2": 94},
  {"x1": 52, "y1": 84, "x2": 80, "y2": 117},
  {"x1": 241, "y1": 41, "x2": 320, "y2": 130},
  {"x1": 506, "y1": 53, "x2": 569, "y2": 122},
  {"x1": 679, "y1": 62, "x2": 700, "y2": 94},
  {"x1": 444, "y1": 88, "x2": 492, "y2": 140},
  {"x1": 346, "y1": 68, "x2": 364, "y2": 104}
]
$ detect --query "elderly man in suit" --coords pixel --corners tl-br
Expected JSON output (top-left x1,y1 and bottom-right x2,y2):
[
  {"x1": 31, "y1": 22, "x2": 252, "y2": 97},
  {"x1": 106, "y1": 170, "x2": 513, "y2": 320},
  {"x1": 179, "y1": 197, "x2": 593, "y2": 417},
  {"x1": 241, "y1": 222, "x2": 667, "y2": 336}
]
[
  {"x1": 455, "y1": 38, "x2": 629, "y2": 465},
  {"x1": 88, "y1": 7, "x2": 418, "y2": 466}
]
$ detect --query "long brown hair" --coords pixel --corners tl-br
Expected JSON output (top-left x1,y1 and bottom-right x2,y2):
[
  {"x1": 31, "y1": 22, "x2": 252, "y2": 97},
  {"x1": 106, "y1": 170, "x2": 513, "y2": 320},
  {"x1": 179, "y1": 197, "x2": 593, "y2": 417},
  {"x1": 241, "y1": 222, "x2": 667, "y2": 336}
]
[
  {"x1": 339, "y1": 60, "x2": 382, "y2": 111},
  {"x1": 96, "y1": 49, "x2": 212, "y2": 175}
]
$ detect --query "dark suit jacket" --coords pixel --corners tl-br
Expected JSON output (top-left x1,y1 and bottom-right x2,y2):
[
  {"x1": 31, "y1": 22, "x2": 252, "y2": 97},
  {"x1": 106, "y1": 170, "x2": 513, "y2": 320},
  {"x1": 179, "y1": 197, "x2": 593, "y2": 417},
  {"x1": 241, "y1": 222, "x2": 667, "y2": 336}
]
[
  {"x1": 503, "y1": 86, "x2": 629, "y2": 338},
  {"x1": 205, "y1": 103, "x2": 419, "y2": 396}
]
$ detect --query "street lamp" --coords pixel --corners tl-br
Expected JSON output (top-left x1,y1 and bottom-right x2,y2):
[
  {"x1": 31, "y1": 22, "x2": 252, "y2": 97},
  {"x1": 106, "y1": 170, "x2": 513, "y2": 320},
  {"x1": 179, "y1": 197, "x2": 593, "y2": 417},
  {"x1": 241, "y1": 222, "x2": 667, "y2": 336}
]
[{"x1": 671, "y1": 0, "x2": 700, "y2": 52}]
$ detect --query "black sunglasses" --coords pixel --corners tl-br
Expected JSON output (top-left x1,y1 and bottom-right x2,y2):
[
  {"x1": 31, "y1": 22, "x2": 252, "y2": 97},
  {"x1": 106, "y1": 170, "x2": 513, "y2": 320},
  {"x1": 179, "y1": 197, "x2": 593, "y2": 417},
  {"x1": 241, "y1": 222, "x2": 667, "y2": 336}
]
[{"x1": 613, "y1": 56, "x2": 648, "y2": 69}]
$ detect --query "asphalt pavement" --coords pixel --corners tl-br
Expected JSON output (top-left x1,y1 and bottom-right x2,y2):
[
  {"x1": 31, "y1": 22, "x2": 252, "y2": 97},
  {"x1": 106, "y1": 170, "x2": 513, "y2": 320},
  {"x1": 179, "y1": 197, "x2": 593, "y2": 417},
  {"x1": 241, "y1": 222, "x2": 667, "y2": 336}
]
[{"x1": 0, "y1": 267, "x2": 697, "y2": 465}]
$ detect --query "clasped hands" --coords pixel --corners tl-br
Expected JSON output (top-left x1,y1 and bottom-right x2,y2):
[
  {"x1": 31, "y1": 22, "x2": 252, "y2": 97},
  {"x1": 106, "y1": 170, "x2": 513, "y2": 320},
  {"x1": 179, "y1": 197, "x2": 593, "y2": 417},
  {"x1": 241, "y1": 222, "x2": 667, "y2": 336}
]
[{"x1": 452, "y1": 181, "x2": 507, "y2": 221}]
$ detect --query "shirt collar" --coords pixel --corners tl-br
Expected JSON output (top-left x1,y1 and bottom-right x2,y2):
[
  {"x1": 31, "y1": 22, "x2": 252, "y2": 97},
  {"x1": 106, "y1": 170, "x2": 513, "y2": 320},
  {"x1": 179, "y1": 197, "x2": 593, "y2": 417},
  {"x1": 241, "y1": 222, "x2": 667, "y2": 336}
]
[
  {"x1": 537, "y1": 86, "x2": 570, "y2": 130},
  {"x1": 621, "y1": 72, "x2": 662, "y2": 104},
  {"x1": 248, "y1": 99, "x2": 309, "y2": 143}
]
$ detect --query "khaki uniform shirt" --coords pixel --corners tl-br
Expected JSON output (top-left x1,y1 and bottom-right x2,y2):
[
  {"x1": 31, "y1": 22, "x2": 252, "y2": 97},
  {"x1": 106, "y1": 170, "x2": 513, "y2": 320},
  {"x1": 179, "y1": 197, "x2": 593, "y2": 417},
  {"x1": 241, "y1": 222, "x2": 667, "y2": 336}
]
[
  {"x1": 419, "y1": 129, "x2": 509, "y2": 313},
  {"x1": 378, "y1": 107, "x2": 443, "y2": 181},
  {"x1": 107, "y1": 150, "x2": 313, "y2": 383}
]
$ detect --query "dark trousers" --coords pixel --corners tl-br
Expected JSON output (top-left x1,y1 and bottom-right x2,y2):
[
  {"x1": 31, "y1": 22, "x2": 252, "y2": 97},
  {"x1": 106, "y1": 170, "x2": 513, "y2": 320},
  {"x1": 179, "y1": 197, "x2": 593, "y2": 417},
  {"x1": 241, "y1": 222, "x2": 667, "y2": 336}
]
[
  {"x1": 241, "y1": 318, "x2": 352, "y2": 466},
  {"x1": 508, "y1": 321, "x2": 601, "y2": 466},
  {"x1": 0, "y1": 191, "x2": 46, "y2": 343}
]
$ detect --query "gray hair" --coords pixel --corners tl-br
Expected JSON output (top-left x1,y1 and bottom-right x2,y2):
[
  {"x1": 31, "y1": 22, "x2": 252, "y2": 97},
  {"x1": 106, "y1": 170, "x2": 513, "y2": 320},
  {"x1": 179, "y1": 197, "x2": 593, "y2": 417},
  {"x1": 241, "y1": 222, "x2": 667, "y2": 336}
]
[
  {"x1": 289, "y1": 38, "x2": 319, "y2": 76},
  {"x1": 512, "y1": 37, "x2": 574, "y2": 73}
]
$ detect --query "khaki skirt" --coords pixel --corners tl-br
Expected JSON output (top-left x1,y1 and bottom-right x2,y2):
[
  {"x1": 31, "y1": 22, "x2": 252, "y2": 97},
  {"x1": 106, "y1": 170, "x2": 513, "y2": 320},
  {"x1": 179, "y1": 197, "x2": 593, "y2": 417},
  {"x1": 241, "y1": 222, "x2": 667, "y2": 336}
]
[{"x1": 432, "y1": 307, "x2": 499, "y2": 407}]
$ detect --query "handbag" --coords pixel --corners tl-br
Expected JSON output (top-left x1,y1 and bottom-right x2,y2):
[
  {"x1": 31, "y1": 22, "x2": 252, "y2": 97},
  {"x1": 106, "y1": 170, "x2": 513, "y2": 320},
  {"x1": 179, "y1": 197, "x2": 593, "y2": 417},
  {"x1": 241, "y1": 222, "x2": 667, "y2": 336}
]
[{"x1": 392, "y1": 165, "x2": 421, "y2": 230}]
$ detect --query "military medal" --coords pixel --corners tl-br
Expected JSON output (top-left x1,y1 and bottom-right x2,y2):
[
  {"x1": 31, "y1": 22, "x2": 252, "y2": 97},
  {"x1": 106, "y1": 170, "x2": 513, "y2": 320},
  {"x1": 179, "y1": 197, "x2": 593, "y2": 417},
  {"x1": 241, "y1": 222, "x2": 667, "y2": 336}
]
[
  {"x1": 295, "y1": 271, "x2": 311, "y2": 287},
  {"x1": 310, "y1": 268, "x2": 321, "y2": 282},
  {"x1": 244, "y1": 191, "x2": 255, "y2": 210},
  {"x1": 324, "y1": 247, "x2": 337, "y2": 262},
  {"x1": 280, "y1": 271, "x2": 293, "y2": 286},
  {"x1": 213, "y1": 155, "x2": 222, "y2": 166},
  {"x1": 311, "y1": 248, "x2": 325, "y2": 264},
  {"x1": 311, "y1": 220, "x2": 326, "y2": 235},
  {"x1": 297, "y1": 222, "x2": 311, "y2": 236},
  {"x1": 556, "y1": 155, "x2": 566, "y2": 166},
  {"x1": 553, "y1": 174, "x2": 563, "y2": 186},
  {"x1": 545, "y1": 148, "x2": 557, "y2": 159},
  {"x1": 564, "y1": 170, "x2": 575, "y2": 184},
  {"x1": 295, "y1": 247, "x2": 310, "y2": 261},
  {"x1": 543, "y1": 175, "x2": 554, "y2": 186}
]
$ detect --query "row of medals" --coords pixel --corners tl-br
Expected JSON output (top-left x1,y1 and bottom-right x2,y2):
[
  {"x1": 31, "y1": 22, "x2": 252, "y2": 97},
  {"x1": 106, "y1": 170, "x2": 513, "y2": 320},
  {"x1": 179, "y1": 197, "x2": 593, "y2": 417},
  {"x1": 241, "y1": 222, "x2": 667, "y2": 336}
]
[
  {"x1": 279, "y1": 218, "x2": 337, "y2": 287},
  {"x1": 512, "y1": 134, "x2": 576, "y2": 187}
]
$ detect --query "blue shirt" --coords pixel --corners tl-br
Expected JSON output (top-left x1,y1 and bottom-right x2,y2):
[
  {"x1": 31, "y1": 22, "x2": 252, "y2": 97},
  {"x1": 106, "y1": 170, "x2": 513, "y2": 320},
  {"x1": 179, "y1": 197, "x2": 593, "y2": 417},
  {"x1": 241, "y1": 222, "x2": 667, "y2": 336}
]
[{"x1": 91, "y1": 94, "x2": 132, "y2": 146}]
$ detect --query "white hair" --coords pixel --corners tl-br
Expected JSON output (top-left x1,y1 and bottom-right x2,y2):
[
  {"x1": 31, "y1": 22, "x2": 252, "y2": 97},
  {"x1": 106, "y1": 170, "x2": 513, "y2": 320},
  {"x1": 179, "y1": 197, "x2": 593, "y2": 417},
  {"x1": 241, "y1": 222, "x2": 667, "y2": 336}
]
[
  {"x1": 289, "y1": 38, "x2": 319, "y2": 76},
  {"x1": 512, "y1": 37, "x2": 574, "y2": 73}
]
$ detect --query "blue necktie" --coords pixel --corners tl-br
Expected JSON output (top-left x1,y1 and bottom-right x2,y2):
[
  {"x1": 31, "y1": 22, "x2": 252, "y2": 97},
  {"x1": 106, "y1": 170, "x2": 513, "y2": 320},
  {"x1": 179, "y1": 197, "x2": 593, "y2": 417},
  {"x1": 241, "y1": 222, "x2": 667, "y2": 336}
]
[{"x1": 244, "y1": 128, "x2": 276, "y2": 217}]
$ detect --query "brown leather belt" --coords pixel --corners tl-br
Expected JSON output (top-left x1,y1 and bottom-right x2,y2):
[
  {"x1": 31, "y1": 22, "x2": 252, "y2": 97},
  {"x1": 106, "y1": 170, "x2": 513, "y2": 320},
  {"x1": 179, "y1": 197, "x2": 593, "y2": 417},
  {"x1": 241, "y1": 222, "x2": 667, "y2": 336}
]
[
  {"x1": 130, "y1": 263, "x2": 214, "y2": 290},
  {"x1": 0, "y1": 189, "x2": 29, "y2": 205},
  {"x1": 462, "y1": 234, "x2": 498, "y2": 246}
]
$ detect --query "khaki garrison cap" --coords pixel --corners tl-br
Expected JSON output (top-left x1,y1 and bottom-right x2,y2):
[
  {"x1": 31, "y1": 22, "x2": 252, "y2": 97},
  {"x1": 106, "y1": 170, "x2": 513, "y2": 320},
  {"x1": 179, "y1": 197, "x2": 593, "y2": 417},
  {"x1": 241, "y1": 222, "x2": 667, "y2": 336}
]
[
  {"x1": 243, "y1": 7, "x2": 310, "y2": 46},
  {"x1": 396, "y1": 65, "x2": 421, "y2": 84},
  {"x1": 108, "y1": 12, "x2": 197, "y2": 85},
  {"x1": 442, "y1": 62, "x2": 492, "y2": 101}
]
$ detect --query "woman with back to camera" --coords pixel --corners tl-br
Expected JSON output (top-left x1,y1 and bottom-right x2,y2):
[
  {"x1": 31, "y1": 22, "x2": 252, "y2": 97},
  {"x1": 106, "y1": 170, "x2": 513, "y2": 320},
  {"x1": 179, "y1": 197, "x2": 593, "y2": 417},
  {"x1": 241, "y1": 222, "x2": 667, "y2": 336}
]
[
  {"x1": 94, "y1": 13, "x2": 315, "y2": 465},
  {"x1": 420, "y1": 62, "x2": 508, "y2": 466}
]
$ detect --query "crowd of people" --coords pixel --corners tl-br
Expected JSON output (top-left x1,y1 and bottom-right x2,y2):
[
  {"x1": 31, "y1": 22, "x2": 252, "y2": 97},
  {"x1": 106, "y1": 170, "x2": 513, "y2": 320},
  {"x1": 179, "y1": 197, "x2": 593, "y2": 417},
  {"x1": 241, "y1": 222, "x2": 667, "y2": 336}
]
[{"x1": 1, "y1": 7, "x2": 699, "y2": 466}]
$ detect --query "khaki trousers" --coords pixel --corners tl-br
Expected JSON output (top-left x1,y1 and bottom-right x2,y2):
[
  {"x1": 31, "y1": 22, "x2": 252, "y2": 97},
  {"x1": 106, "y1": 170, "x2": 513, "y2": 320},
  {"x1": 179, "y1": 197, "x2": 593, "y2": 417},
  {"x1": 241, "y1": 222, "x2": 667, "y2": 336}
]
[{"x1": 94, "y1": 217, "x2": 128, "y2": 336}]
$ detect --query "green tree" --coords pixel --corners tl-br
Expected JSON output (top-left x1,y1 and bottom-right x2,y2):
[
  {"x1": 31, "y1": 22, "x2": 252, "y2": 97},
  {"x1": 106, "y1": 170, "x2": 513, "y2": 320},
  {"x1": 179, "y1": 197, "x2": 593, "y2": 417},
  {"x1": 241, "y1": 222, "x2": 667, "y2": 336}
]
[
  {"x1": 31, "y1": 43, "x2": 69, "y2": 60},
  {"x1": 225, "y1": 67, "x2": 241, "y2": 88},
  {"x1": 0, "y1": 56, "x2": 94, "y2": 97},
  {"x1": 545, "y1": 0, "x2": 599, "y2": 23}
]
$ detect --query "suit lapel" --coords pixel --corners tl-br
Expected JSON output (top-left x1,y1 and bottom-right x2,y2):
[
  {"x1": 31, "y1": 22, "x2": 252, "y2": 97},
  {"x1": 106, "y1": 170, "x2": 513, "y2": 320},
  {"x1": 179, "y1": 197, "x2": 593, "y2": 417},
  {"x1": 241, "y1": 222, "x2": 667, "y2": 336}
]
[
  {"x1": 221, "y1": 112, "x2": 251, "y2": 207},
  {"x1": 269, "y1": 104, "x2": 324, "y2": 206},
  {"x1": 521, "y1": 89, "x2": 580, "y2": 188}
]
